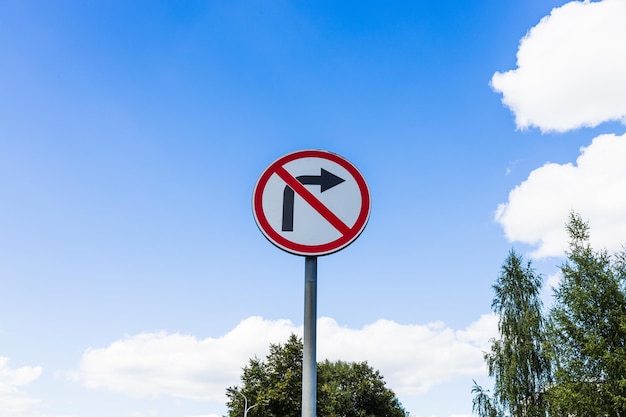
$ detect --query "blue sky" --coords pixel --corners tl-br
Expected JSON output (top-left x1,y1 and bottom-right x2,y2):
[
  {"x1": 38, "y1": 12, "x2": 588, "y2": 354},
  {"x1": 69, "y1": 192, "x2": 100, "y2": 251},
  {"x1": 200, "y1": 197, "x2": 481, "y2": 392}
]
[{"x1": 2, "y1": 1, "x2": 626, "y2": 417}]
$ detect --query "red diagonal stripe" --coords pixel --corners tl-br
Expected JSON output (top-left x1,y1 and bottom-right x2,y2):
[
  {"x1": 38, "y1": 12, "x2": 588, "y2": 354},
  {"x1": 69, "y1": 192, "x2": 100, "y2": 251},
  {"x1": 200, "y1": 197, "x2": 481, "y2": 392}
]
[{"x1": 275, "y1": 165, "x2": 351, "y2": 236}]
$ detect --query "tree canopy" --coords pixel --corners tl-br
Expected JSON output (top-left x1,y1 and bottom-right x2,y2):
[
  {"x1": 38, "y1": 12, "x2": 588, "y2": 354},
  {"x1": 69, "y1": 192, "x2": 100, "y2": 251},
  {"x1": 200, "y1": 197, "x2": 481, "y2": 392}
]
[
  {"x1": 226, "y1": 334, "x2": 408, "y2": 417},
  {"x1": 547, "y1": 213, "x2": 626, "y2": 416},
  {"x1": 472, "y1": 250, "x2": 551, "y2": 417},
  {"x1": 474, "y1": 212, "x2": 626, "y2": 417}
]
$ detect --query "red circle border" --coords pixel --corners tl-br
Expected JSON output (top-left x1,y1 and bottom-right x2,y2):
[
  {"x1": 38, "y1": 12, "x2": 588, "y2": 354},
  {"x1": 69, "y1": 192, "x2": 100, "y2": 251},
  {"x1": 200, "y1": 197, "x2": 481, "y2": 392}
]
[{"x1": 252, "y1": 150, "x2": 371, "y2": 256}]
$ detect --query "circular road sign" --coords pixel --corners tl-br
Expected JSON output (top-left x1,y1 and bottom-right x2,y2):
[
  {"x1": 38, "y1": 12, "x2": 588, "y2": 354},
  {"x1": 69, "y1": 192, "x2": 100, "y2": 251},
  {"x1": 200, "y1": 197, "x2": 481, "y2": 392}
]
[{"x1": 253, "y1": 150, "x2": 371, "y2": 256}]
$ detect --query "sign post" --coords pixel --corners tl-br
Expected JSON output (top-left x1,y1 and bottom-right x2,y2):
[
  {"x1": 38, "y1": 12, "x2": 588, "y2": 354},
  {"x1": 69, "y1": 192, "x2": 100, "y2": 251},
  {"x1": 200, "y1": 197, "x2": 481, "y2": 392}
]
[
  {"x1": 253, "y1": 150, "x2": 370, "y2": 417},
  {"x1": 302, "y1": 256, "x2": 317, "y2": 417}
]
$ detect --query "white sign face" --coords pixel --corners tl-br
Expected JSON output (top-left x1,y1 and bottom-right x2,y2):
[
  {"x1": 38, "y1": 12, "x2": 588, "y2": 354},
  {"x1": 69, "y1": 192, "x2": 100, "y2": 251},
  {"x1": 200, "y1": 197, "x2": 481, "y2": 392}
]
[{"x1": 253, "y1": 150, "x2": 371, "y2": 256}]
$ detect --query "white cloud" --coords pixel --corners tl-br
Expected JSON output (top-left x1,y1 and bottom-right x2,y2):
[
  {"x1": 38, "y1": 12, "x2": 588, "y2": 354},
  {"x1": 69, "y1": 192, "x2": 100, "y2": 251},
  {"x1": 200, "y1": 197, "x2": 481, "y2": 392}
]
[
  {"x1": 491, "y1": 0, "x2": 626, "y2": 132},
  {"x1": 496, "y1": 133, "x2": 626, "y2": 258},
  {"x1": 318, "y1": 315, "x2": 497, "y2": 396},
  {"x1": 546, "y1": 271, "x2": 563, "y2": 291},
  {"x1": 187, "y1": 415, "x2": 221, "y2": 417},
  {"x1": 75, "y1": 316, "x2": 296, "y2": 401},
  {"x1": 74, "y1": 314, "x2": 498, "y2": 402},
  {"x1": 0, "y1": 357, "x2": 43, "y2": 417}
]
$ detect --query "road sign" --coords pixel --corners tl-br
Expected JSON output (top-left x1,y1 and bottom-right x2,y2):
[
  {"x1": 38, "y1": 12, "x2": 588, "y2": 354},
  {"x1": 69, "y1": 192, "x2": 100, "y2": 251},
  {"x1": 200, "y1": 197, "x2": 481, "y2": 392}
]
[{"x1": 253, "y1": 150, "x2": 370, "y2": 256}]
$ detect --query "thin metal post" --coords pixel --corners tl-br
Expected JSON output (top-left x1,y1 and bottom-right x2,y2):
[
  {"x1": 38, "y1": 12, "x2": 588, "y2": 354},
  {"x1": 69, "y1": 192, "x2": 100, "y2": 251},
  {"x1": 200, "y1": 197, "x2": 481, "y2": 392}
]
[{"x1": 302, "y1": 256, "x2": 317, "y2": 417}]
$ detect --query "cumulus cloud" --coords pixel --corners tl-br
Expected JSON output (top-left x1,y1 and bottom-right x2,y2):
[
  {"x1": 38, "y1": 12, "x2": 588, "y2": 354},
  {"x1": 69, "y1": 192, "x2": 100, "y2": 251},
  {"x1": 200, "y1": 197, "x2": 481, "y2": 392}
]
[
  {"x1": 74, "y1": 314, "x2": 497, "y2": 402},
  {"x1": 546, "y1": 271, "x2": 563, "y2": 292},
  {"x1": 0, "y1": 357, "x2": 43, "y2": 417},
  {"x1": 318, "y1": 315, "x2": 496, "y2": 396},
  {"x1": 491, "y1": 0, "x2": 626, "y2": 132},
  {"x1": 187, "y1": 415, "x2": 221, "y2": 417},
  {"x1": 496, "y1": 133, "x2": 626, "y2": 258},
  {"x1": 75, "y1": 316, "x2": 296, "y2": 401}
]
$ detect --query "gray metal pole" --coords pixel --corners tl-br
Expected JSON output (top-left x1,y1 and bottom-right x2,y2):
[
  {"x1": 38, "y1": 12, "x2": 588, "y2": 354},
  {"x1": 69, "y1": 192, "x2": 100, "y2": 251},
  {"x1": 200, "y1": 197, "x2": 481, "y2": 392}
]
[{"x1": 302, "y1": 256, "x2": 317, "y2": 417}]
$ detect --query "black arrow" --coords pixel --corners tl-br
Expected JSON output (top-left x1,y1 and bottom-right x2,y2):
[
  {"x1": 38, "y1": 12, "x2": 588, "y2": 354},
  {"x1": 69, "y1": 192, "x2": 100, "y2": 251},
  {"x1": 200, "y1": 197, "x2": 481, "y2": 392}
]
[{"x1": 282, "y1": 168, "x2": 345, "y2": 232}]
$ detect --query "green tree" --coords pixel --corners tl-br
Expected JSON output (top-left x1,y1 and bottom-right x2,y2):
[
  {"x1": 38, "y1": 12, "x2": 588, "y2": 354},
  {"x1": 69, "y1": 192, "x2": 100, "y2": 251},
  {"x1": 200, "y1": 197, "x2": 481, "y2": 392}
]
[
  {"x1": 226, "y1": 334, "x2": 408, "y2": 417},
  {"x1": 317, "y1": 360, "x2": 407, "y2": 417},
  {"x1": 547, "y1": 212, "x2": 626, "y2": 417},
  {"x1": 472, "y1": 249, "x2": 551, "y2": 417}
]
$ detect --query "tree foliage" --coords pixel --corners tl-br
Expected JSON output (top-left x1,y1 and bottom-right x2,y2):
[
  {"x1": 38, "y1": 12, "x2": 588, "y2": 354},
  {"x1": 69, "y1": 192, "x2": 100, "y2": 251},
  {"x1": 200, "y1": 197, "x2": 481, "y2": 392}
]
[
  {"x1": 547, "y1": 212, "x2": 626, "y2": 416},
  {"x1": 474, "y1": 212, "x2": 626, "y2": 417},
  {"x1": 472, "y1": 250, "x2": 551, "y2": 417},
  {"x1": 226, "y1": 334, "x2": 408, "y2": 417},
  {"x1": 317, "y1": 359, "x2": 407, "y2": 417}
]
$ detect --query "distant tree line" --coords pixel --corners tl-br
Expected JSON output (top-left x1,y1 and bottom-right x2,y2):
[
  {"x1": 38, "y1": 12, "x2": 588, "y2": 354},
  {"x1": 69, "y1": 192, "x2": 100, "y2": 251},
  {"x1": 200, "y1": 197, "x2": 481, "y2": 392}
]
[{"x1": 473, "y1": 212, "x2": 626, "y2": 417}]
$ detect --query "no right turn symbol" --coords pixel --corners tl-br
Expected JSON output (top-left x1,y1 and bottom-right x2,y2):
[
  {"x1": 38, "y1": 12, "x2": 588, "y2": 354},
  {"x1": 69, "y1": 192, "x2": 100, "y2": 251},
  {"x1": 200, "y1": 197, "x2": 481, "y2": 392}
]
[{"x1": 252, "y1": 150, "x2": 371, "y2": 256}]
